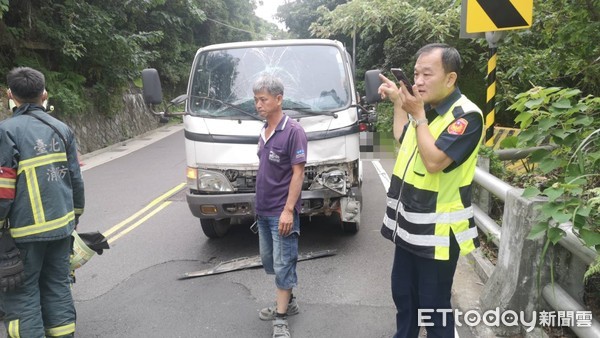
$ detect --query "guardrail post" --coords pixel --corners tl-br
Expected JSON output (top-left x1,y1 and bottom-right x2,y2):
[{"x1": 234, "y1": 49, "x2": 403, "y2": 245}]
[
  {"x1": 479, "y1": 188, "x2": 548, "y2": 336},
  {"x1": 475, "y1": 156, "x2": 491, "y2": 214}
]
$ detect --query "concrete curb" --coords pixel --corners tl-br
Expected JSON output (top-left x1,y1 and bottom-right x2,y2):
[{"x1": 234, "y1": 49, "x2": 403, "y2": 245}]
[
  {"x1": 453, "y1": 251, "x2": 498, "y2": 338},
  {"x1": 80, "y1": 122, "x2": 183, "y2": 171}
]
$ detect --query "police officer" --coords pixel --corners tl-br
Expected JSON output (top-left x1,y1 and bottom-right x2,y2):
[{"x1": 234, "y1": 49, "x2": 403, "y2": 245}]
[
  {"x1": 0, "y1": 67, "x2": 84, "y2": 338},
  {"x1": 378, "y1": 43, "x2": 484, "y2": 338}
]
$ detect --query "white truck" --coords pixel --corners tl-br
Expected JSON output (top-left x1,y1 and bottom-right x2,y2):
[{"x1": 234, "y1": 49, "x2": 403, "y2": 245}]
[{"x1": 141, "y1": 39, "x2": 364, "y2": 238}]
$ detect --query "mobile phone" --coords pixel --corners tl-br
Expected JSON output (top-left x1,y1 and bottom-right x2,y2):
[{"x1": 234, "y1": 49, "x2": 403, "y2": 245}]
[{"x1": 391, "y1": 68, "x2": 413, "y2": 95}]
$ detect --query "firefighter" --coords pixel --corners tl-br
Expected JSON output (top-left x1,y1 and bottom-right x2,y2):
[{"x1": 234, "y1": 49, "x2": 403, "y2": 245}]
[{"x1": 0, "y1": 67, "x2": 85, "y2": 338}]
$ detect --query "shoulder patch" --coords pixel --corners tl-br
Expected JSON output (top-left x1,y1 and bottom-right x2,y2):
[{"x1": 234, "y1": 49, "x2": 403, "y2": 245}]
[{"x1": 447, "y1": 118, "x2": 469, "y2": 135}]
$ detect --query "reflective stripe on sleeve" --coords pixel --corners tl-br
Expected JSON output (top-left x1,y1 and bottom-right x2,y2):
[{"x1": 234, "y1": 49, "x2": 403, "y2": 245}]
[
  {"x1": 0, "y1": 167, "x2": 17, "y2": 199},
  {"x1": 386, "y1": 197, "x2": 473, "y2": 224}
]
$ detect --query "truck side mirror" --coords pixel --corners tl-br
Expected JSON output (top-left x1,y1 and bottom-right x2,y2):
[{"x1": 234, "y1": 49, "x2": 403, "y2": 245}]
[
  {"x1": 141, "y1": 68, "x2": 163, "y2": 105},
  {"x1": 364, "y1": 69, "x2": 382, "y2": 104}
]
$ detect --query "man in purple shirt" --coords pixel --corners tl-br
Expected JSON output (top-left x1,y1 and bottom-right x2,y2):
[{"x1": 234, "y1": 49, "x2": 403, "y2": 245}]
[{"x1": 254, "y1": 75, "x2": 307, "y2": 338}]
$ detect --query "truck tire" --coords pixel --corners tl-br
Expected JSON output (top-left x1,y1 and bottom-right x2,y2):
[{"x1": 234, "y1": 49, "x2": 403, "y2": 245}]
[
  {"x1": 201, "y1": 218, "x2": 231, "y2": 238},
  {"x1": 329, "y1": 212, "x2": 360, "y2": 234},
  {"x1": 342, "y1": 220, "x2": 359, "y2": 234}
]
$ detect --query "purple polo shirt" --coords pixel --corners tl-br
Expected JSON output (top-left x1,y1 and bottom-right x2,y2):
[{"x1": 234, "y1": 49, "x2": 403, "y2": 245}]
[{"x1": 255, "y1": 115, "x2": 308, "y2": 216}]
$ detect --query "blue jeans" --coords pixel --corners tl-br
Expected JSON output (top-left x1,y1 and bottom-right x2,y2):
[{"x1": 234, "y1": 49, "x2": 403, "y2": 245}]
[
  {"x1": 391, "y1": 235, "x2": 460, "y2": 338},
  {"x1": 257, "y1": 213, "x2": 300, "y2": 290}
]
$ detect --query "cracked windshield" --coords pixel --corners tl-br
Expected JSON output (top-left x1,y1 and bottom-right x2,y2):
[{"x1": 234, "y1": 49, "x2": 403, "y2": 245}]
[{"x1": 189, "y1": 44, "x2": 350, "y2": 119}]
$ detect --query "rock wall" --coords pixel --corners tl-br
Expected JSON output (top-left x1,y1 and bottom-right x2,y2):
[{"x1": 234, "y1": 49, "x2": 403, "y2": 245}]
[{"x1": 0, "y1": 90, "x2": 161, "y2": 154}]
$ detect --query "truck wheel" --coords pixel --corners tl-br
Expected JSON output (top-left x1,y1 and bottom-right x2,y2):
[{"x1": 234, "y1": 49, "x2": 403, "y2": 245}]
[
  {"x1": 201, "y1": 218, "x2": 231, "y2": 238},
  {"x1": 342, "y1": 221, "x2": 359, "y2": 234}
]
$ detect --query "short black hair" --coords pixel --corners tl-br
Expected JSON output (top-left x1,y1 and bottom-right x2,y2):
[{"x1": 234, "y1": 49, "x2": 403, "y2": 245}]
[
  {"x1": 416, "y1": 43, "x2": 461, "y2": 77},
  {"x1": 7, "y1": 67, "x2": 46, "y2": 102}
]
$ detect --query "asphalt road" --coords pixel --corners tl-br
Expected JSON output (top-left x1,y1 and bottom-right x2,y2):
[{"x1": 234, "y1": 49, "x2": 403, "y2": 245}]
[{"x1": 4, "y1": 124, "x2": 480, "y2": 337}]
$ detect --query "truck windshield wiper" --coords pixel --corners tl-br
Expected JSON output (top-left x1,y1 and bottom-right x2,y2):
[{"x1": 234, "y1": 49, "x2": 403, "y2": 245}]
[
  {"x1": 190, "y1": 95, "x2": 262, "y2": 121},
  {"x1": 285, "y1": 107, "x2": 339, "y2": 118}
]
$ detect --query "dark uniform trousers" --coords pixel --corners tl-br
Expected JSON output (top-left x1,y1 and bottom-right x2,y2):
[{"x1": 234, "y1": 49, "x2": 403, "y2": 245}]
[
  {"x1": 391, "y1": 234, "x2": 460, "y2": 338},
  {"x1": 1, "y1": 236, "x2": 75, "y2": 338}
]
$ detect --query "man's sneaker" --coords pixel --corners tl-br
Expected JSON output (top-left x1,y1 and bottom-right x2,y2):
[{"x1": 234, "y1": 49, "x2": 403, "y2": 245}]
[
  {"x1": 272, "y1": 318, "x2": 291, "y2": 338},
  {"x1": 259, "y1": 297, "x2": 300, "y2": 321}
]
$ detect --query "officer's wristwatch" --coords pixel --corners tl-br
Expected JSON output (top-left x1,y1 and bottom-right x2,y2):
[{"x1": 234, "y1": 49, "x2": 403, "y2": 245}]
[{"x1": 412, "y1": 118, "x2": 428, "y2": 128}]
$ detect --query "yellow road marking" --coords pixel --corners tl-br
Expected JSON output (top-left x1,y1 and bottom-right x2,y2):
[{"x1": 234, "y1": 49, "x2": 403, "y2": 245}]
[
  {"x1": 108, "y1": 201, "x2": 172, "y2": 244},
  {"x1": 103, "y1": 183, "x2": 185, "y2": 241}
]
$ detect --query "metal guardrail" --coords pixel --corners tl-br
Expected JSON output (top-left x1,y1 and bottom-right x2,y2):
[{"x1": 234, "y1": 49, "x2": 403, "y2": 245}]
[{"x1": 473, "y1": 165, "x2": 600, "y2": 337}]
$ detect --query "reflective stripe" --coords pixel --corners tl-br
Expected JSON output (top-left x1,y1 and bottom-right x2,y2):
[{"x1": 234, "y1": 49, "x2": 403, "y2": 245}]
[
  {"x1": 0, "y1": 177, "x2": 16, "y2": 187},
  {"x1": 74, "y1": 208, "x2": 84, "y2": 215},
  {"x1": 386, "y1": 197, "x2": 473, "y2": 224},
  {"x1": 0, "y1": 177, "x2": 16, "y2": 198},
  {"x1": 453, "y1": 226, "x2": 478, "y2": 244},
  {"x1": 46, "y1": 322, "x2": 76, "y2": 337},
  {"x1": 25, "y1": 168, "x2": 45, "y2": 224},
  {"x1": 8, "y1": 319, "x2": 20, "y2": 338},
  {"x1": 383, "y1": 214, "x2": 449, "y2": 247},
  {"x1": 15, "y1": 152, "x2": 69, "y2": 232},
  {"x1": 10, "y1": 211, "x2": 75, "y2": 238},
  {"x1": 17, "y1": 153, "x2": 67, "y2": 174}
]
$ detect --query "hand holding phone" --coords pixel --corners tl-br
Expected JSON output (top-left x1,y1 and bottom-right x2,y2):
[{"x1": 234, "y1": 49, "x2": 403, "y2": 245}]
[{"x1": 391, "y1": 68, "x2": 413, "y2": 96}]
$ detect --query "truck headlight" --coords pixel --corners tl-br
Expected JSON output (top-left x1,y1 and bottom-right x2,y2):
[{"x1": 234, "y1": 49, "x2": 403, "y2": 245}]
[
  {"x1": 322, "y1": 170, "x2": 347, "y2": 194},
  {"x1": 190, "y1": 168, "x2": 234, "y2": 192}
]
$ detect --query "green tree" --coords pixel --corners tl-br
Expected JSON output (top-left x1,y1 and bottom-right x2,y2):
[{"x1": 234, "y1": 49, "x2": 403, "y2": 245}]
[
  {"x1": 276, "y1": 0, "x2": 348, "y2": 39},
  {"x1": 0, "y1": 0, "x2": 277, "y2": 115}
]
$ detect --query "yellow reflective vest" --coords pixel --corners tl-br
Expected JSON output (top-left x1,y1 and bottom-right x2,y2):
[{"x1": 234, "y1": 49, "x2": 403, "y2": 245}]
[{"x1": 381, "y1": 95, "x2": 483, "y2": 260}]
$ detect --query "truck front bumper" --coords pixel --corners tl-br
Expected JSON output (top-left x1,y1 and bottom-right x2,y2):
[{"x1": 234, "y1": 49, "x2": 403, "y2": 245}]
[
  {"x1": 186, "y1": 192, "x2": 255, "y2": 219},
  {"x1": 187, "y1": 187, "x2": 361, "y2": 223}
]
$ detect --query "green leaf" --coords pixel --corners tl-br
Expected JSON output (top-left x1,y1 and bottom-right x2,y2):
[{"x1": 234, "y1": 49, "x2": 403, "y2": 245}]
[
  {"x1": 540, "y1": 201, "x2": 559, "y2": 216},
  {"x1": 499, "y1": 136, "x2": 518, "y2": 148},
  {"x1": 523, "y1": 186, "x2": 541, "y2": 198},
  {"x1": 571, "y1": 116, "x2": 593, "y2": 127},
  {"x1": 552, "y1": 99, "x2": 573, "y2": 109},
  {"x1": 561, "y1": 89, "x2": 582, "y2": 98},
  {"x1": 527, "y1": 222, "x2": 549, "y2": 240},
  {"x1": 514, "y1": 111, "x2": 533, "y2": 128},
  {"x1": 544, "y1": 187, "x2": 564, "y2": 202},
  {"x1": 529, "y1": 149, "x2": 551, "y2": 162},
  {"x1": 538, "y1": 118, "x2": 558, "y2": 132},
  {"x1": 525, "y1": 97, "x2": 544, "y2": 109},
  {"x1": 552, "y1": 211, "x2": 571, "y2": 224},
  {"x1": 539, "y1": 157, "x2": 562, "y2": 173},
  {"x1": 580, "y1": 229, "x2": 600, "y2": 247},
  {"x1": 547, "y1": 227, "x2": 566, "y2": 244},
  {"x1": 550, "y1": 129, "x2": 570, "y2": 139},
  {"x1": 576, "y1": 206, "x2": 591, "y2": 217},
  {"x1": 573, "y1": 214, "x2": 587, "y2": 229}
]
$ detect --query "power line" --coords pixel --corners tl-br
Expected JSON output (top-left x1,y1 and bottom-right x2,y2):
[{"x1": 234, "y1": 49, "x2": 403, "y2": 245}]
[{"x1": 205, "y1": 17, "x2": 257, "y2": 37}]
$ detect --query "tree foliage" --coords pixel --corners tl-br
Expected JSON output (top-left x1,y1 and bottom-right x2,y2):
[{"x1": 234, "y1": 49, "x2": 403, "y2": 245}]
[
  {"x1": 307, "y1": 0, "x2": 487, "y2": 132},
  {"x1": 307, "y1": 0, "x2": 599, "y2": 128},
  {"x1": 0, "y1": 0, "x2": 275, "y2": 115}
]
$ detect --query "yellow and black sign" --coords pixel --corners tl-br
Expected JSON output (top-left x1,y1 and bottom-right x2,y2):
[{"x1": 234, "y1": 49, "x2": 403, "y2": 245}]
[{"x1": 466, "y1": 0, "x2": 533, "y2": 33}]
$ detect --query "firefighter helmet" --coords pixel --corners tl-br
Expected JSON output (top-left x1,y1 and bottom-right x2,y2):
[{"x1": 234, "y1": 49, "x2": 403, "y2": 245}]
[{"x1": 70, "y1": 231, "x2": 95, "y2": 270}]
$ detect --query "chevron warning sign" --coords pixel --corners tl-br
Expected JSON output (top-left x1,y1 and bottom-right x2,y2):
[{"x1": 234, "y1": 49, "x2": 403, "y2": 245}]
[{"x1": 466, "y1": 0, "x2": 533, "y2": 33}]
